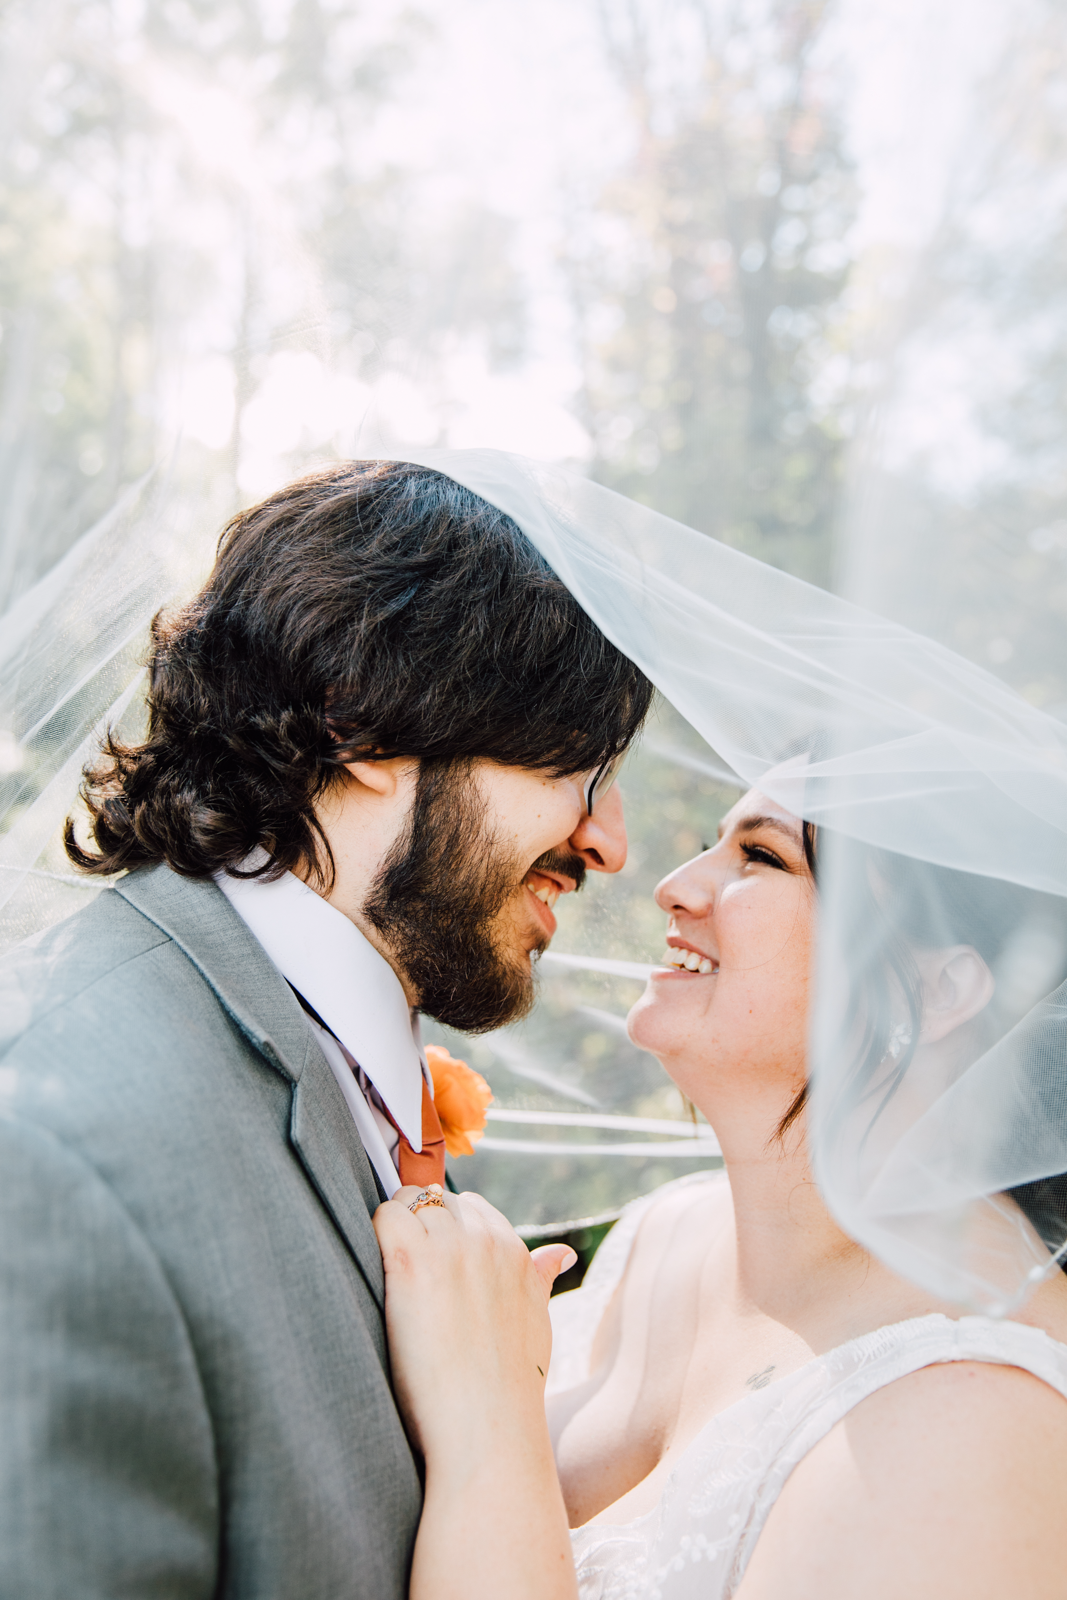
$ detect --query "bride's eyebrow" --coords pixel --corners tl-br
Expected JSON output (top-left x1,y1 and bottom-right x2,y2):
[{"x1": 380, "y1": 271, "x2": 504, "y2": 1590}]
[{"x1": 724, "y1": 815, "x2": 802, "y2": 845}]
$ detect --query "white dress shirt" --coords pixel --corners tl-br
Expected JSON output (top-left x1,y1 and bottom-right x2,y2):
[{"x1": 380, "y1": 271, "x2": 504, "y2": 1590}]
[{"x1": 216, "y1": 862, "x2": 431, "y2": 1199}]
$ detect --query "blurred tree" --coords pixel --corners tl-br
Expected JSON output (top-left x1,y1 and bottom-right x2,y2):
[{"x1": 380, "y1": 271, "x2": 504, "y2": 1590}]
[
  {"x1": 837, "y1": 0, "x2": 1067, "y2": 711},
  {"x1": 0, "y1": 0, "x2": 158, "y2": 603},
  {"x1": 0, "y1": 0, "x2": 529, "y2": 613},
  {"x1": 571, "y1": 0, "x2": 854, "y2": 584},
  {"x1": 0, "y1": 0, "x2": 861, "y2": 1229}
]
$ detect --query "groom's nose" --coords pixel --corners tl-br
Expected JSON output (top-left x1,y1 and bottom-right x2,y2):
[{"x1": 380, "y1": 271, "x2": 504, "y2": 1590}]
[{"x1": 567, "y1": 782, "x2": 628, "y2": 874}]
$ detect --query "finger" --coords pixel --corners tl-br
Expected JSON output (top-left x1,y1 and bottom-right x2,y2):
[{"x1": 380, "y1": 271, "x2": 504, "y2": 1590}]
[
  {"x1": 372, "y1": 1194, "x2": 420, "y2": 1253},
  {"x1": 450, "y1": 1190, "x2": 533, "y2": 1251},
  {"x1": 388, "y1": 1183, "x2": 461, "y2": 1221},
  {"x1": 452, "y1": 1190, "x2": 516, "y2": 1231},
  {"x1": 372, "y1": 1185, "x2": 457, "y2": 1253},
  {"x1": 528, "y1": 1243, "x2": 578, "y2": 1302},
  {"x1": 387, "y1": 1183, "x2": 449, "y2": 1208}
]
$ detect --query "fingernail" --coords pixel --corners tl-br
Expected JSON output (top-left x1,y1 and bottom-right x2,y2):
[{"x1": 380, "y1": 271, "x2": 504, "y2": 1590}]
[{"x1": 561, "y1": 1248, "x2": 578, "y2": 1271}]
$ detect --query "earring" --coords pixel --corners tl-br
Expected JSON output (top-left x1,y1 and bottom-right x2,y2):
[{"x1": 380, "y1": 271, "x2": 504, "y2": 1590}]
[{"x1": 887, "y1": 1022, "x2": 912, "y2": 1062}]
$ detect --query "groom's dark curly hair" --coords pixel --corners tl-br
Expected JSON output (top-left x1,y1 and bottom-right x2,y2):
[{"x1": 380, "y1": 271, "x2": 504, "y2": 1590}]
[{"x1": 66, "y1": 460, "x2": 653, "y2": 886}]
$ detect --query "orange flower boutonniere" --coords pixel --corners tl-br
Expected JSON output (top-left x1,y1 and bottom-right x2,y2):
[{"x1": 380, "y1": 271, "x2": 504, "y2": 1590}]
[{"x1": 425, "y1": 1044, "x2": 494, "y2": 1157}]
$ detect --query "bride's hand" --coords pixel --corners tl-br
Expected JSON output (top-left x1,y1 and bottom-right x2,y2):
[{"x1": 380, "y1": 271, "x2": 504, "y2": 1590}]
[
  {"x1": 373, "y1": 1185, "x2": 576, "y2": 1465},
  {"x1": 375, "y1": 1187, "x2": 580, "y2": 1600}
]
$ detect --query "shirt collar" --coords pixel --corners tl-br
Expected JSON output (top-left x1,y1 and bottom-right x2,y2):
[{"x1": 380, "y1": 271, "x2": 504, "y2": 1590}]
[{"x1": 215, "y1": 861, "x2": 427, "y2": 1150}]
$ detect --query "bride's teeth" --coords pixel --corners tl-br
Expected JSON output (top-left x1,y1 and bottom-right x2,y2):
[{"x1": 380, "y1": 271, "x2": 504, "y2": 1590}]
[{"x1": 660, "y1": 945, "x2": 717, "y2": 974}]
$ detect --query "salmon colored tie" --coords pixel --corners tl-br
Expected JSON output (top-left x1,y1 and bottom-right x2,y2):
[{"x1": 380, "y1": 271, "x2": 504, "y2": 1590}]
[
  {"x1": 333, "y1": 1035, "x2": 446, "y2": 1188},
  {"x1": 389, "y1": 1078, "x2": 447, "y2": 1189}
]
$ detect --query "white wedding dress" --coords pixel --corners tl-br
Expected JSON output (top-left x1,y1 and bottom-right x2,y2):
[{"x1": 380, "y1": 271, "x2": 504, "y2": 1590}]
[{"x1": 547, "y1": 1173, "x2": 1067, "y2": 1600}]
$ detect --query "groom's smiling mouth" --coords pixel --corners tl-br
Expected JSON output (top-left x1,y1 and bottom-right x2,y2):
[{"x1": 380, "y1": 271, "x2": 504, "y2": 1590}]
[{"x1": 523, "y1": 867, "x2": 572, "y2": 939}]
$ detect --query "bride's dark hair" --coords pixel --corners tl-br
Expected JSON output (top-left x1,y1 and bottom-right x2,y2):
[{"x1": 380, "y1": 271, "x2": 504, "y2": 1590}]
[
  {"x1": 784, "y1": 814, "x2": 1067, "y2": 1267},
  {"x1": 771, "y1": 730, "x2": 1067, "y2": 1138},
  {"x1": 66, "y1": 460, "x2": 652, "y2": 886}
]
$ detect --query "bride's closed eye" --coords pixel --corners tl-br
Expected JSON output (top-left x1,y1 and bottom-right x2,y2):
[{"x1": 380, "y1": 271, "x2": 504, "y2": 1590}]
[{"x1": 740, "y1": 840, "x2": 789, "y2": 870}]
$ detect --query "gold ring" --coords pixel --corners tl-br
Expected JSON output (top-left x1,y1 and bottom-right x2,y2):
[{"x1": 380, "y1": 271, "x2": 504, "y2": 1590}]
[{"x1": 408, "y1": 1183, "x2": 447, "y2": 1214}]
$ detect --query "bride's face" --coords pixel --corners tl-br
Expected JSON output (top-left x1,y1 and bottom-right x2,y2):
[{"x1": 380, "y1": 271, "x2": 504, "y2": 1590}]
[{"x1": 628, "y1": 789, "x2": 815, "y2": 1107}]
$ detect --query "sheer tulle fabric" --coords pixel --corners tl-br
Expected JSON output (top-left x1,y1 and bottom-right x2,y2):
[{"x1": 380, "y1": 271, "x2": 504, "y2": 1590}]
[
  {"x1": 403, "y1": 449, "x2": 1067, "y2": 1314},
  {"x1": 4, "y1": 443, "x2": 1067, "y2": 1311},
  {"x1": 0, "y1": 468, "x2": 215, "y2": 949}
]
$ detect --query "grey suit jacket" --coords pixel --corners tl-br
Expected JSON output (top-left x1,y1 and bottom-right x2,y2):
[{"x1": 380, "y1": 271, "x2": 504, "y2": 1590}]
[{"x1": 0, "y1": 863, "x2": 422, "y2": 1598}]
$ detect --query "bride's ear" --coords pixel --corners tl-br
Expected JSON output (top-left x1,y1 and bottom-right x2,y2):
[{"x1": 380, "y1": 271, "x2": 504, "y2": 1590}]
[{"x1": 916, "y1": 945, "x2": 995, "y2": 1043}]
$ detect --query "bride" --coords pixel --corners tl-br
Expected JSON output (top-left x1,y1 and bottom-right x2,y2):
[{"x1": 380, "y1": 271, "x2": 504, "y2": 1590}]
[{"x1": 375, "y1": 775, "x2": 1067, "y2": 1599}]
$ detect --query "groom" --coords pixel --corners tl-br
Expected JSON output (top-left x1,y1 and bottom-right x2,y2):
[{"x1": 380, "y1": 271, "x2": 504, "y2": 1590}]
[{"x1": 0, "y1": 461, "x2": 651, "y2": 1599}]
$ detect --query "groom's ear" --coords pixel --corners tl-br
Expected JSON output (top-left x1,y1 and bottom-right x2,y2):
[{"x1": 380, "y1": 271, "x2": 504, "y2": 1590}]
[{"x1": 340, "y1": 757, "x2": 417, "y2": 798}]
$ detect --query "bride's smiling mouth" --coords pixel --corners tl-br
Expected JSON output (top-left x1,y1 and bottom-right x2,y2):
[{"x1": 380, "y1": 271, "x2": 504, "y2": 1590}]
[{"x1": 656, "y1": 935, "x2": 718, "y2": 976}]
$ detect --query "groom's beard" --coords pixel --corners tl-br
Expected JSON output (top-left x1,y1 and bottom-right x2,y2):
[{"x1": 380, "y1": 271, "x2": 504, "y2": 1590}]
[{"x1": 362, "y1": 760, "x2": 584, "y2": 1033}]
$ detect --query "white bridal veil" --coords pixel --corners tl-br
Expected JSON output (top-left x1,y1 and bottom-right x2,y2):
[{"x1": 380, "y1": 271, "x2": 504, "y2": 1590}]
[
  {"x1": 3, "y1": 441, "x2": 1067, "y2": 1315},
  {"x1": 3, "y1": 0, "x2": 1067, "y2": 1318},
  {"x1": 404, "y1": 448, "x2": 1067, "y2": 1316}
]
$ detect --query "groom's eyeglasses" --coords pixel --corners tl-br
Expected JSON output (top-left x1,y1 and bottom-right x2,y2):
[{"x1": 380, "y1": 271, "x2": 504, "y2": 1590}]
[{"x1": 583, "y1": 754, "x2": 624, "y2": 816}]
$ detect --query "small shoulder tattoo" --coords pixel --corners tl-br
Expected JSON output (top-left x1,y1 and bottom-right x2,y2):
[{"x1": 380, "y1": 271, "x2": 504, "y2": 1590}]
[{"x1": 745, "y1": 1365, "x2": 775, "y2": 1390}]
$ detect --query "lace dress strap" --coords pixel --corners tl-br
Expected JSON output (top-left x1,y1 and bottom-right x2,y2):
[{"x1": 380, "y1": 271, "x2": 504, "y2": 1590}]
[
  {"x1": 723, "y1": 1313, "x2": 1067, "y2": 1592},
  {"x1": 571, "y1": 1312, "x2": 1067, "y2": 1600}
]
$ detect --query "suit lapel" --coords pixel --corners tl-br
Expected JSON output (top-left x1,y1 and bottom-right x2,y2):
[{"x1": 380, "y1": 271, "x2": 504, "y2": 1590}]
[
  {"x1": 115, "y1": 863, "x2": 386, "y2": 1309},
  {"x1": 289, "y1": 1053, "x2": 384, "y2": 1304}
]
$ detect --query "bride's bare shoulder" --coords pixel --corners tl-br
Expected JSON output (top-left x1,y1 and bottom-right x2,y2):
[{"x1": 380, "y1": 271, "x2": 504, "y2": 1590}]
[
  {"x1": 584, "y1": 1171, "x2": 731, "y2": 1358},
  {"x1": 735, "y1": 1357, "x2": 1067, "y2": 1600},
  {"x1": 623, "y1": 1169, "x2": 732, "y2": 1280},
  {"x1": 1017, "y1": 1266, "x2": 1067, "y2": 1344},
  {"x1": 635, "y1": 1167, "x2": 732, "y2": 1238}
]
